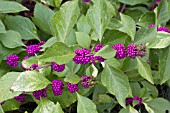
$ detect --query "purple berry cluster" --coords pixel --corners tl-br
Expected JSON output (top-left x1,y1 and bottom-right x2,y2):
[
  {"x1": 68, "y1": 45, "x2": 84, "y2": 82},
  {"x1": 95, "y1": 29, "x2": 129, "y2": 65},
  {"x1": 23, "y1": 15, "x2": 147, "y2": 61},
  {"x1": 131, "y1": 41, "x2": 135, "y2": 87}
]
[
  {"x1": 6, "y1": 54, "x2": 19, "y2": 67},
  {"x1": 14, "y1": 94, "x2": 25, "y2": 102},
  {"x1": 127, "y1": 43, "x2": 138, "y2": 59},
  {"x1": 73, "y1": 48, "x2": 92, "y2": 65},
  {"x1": 26, "y1": 44, "x2": 40, "y2": 56},
  {"x1": 126, "y1": 96, "x2": 142, "y2": 106},
  {"x1": 26, "y1": 41, "x2": 45, "y2": 56},
  {"x1": 51, "y1": 62, "x2": 65, "y2": 72},
  {"x1": 33, "y1": 88, "x2": 47, "y2": 100},
  {"x1": 73, "y1": 46, "x2": 105, "y2": 65},
  {"x1": 52, "y1": 80, "x2": 64, "y2": 96},
  {"x1": 148, "y1": 24, "x2": 170, "y2": 33},
  {"x1": 0, "y1": 101, "x2": 5, "y2": 105},
  {"x1": 83, "y1": 0, "x2": 90, "y2": 2},
  {"x1": 31, "y1": 63, "x2": 38, "y2": 70},
  {"x1": 80, "y1": 76, "x2": 90, "y2": 88},
  {"x1": 94, "y1": 44, "x2": 104, "y2": 52},
  {"x1": 112, "y1": 44, "x2": 127, "y2": 59},
  {"x1": 67, "y1": 82, "x2": 79, "y2": 93}
]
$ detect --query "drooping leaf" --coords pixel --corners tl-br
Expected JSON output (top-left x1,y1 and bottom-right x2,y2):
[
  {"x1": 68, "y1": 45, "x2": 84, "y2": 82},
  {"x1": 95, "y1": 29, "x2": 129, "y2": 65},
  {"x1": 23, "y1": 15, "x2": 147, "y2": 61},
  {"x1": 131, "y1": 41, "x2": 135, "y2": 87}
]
[
  {"x1": 157, "y1": 0, "x2": 170, "y2": 24},
  {"x1": 87, "y1": 0, "x2": 111, "y2": 42},
  {"x1": 136, "y1": 57, "x2": 154, "y2": 84},
  {"x1": 147, "y1": 32, "x2": 170, "y2": 49},
  {"x1": 0, "y1": 30, "x2": 25, "y2": 48},
  {"x1": 11, "y1": 71, "x2": 51, "y2": 92},
  {"x1": 159, "y1": 46, "x2": 170, "y2": 84},
  {"x1": 0, "y1": 1, "x2": 28, "y2": 13},
  {"x1": 95, "y1": 45, "x2": 116, "y2": 59},
  {"x1": 77, "y1": 15, "x2": 91, "y2": 34},
  {"x1": 76, "y1": 32, "x2": 91, "y2": 49},
  {"x1": 144, "y1": 98, "x2": 170, "y2": 113},
  {"x1": 32, "y1": 3, "x2": 54, "y2": 35},
  {"x1": 39, "y1": 42, "x2": 74, "y2": 64},
  {"x1": 101, "y1": 64, "x2": 130, "y2": 107},
  {"x1": 118, "y1": 0, "x2": 149, "y2": 5},
  {"x1": 119, "y1": 13, "x2": 136, "y2": 41},
  {"x1": 4, "y1": 16, "x2": 39, "y2": 40},
  {"x1": 51, "y1": 0, "x2": 79, "y2": 42},
  {"x1": 0, "y1": 72, "x2": 22, "y2": 102},
  {"x1": 77, "y1": 93, "x2": 98, "y2": 113},
  {"x1": 0, "y1": 20, "x2": 6, "y2": 33}
]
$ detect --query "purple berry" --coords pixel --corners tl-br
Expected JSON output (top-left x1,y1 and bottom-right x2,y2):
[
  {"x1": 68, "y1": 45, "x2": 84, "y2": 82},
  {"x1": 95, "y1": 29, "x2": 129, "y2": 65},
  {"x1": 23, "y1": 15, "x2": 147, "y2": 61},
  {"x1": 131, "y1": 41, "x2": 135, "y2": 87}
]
[
  {"x1": 149, "y1": 4, "x2": 157, "y2": 10},
  {"x1": 157, "y1": 26, "x2": 169, "y2": 32},
  {"x1": 133, "y1": 96, "x2": 143, "y2": 106},
  {"x1": 52, "y1": 80, "x2": 64, "y2": 96},
  {"x1": 73, "y1": 48, "x2": 92, "y2": 65},
  {"x1": 6, "y1": 54, "x2": 19, "y2": 67},
  {"x1": 127, "y1": 43, "x2": 138, "y2": 59},
  {"x1": 14, "y1": 94, "x2": 25, "y2": 102},
  {"x1": 83, "y1": 0, "x2": 90, "y2": 2},
  {"x1": 92, "y1": 56, "x2": 105, "y2": 63},
  {"x1": 148, "y1": 24, "x2": 155, "y2": 28},
  {"x1": 0, "y1": 101, "x2": 5, "y2": 105},
  {"x1": 94, "y1": 44, "x2": 104, "y2": 52},
  {"x1": 31, "y1": 63, "x2": 38, "y2": 70},
  {"x1": 67, "y1": 82, "x2": 78, "y2": 93},
  {"x1": 38, "y1": 41, "x2": 46, "y2": 46},
  {"x1": 33, "y1": 88, "x2": 47, "y2": 100},
  {"x1": 51, "y1": 62, "x2": 65, "y2": 72},
  {"x1": 112, "y1": 44, "x2": 127, "y2": 59},
  {"x1": 126, "y1": 98, "x2": 133, "y2": 105},
  {"x1": 26, "y1": 44, "x2": 40, "y2": 56},
  {"x1": 81, "y1": 76, "x2": 90, "y2": 88},
  {"x1": 156, "y1": 0, "x2": 161, "y2": 2}
]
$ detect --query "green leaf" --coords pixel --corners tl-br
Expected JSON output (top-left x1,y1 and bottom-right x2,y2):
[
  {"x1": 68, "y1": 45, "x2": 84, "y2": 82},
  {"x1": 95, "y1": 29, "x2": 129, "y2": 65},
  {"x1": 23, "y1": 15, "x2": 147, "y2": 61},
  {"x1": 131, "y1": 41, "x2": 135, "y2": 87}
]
[
  {"x1": 39, "y1": 42, "x2": 74, "y2": 64},
  {"x1": 0, "y1": 20, "x2": 6, "y2": 33},
  {"x1": 136, "y1": 57, "x2": 154, "y2": 84},
  {"x1": 145, "y1": 98, "x2": 170, "y2": 113},
  {"x1": 159, "y1": 46, "x2": 170, "y2": 84},
  {"x1": 4, "y1": 16, "x2": 39, "y2": 40},
  {"x1": 77, "y1": 93, "x2": 98, "y2": 113},
  {"x1": 134, "y1": 27, "x2": 157, "y2": 45},
  {"x1": 0, "y1": 72, "x2": 22, "y2": 102},
  {"x1": 101, "y1": 64, "x2": 130, "y2": 107},
  {"x1": 52, "y1": 102, "x2": 64, "y2": 113},
  {"x1": 87, "y1": 0, "x2": 111, "y2": 42},
  {"x1": 157, "y1": 0, "x2": 169, "y2": 24},
  {"x1": 119, "y1": 13, "x2": 136, "y2": 41},
  {"x1": 76, "y1": 32, "x2": 91, "y2": 49},
  {"x1": 118, "y1": 0, "x2": 149, "y2": 5},
  {"x1": 137, "y1": 11, "x2": 155, "y2": 27},
  {"x1": 41, "y1": 37, "x2": 57, "y2": 50},
  {"x1": 119, "y1": 105, "x2": 139, "y2": 113},
  {"x1": 64, "y1": 73, "x2": 81, "y2": 84},
  {"x1": 33, "y1": 98, "x2": 55, "y2": 113},
  {"x1": 77, "y1": 15, "x2": 91, "y2": 34},
  {"x1": 32, "y1": 3, "x2": 54, "y2": 35},
  {"x1": 22, "y1": 56, "x2": 38, "y2": 68},
  {"x1": 95, "y1": 45, "x2": 116, "y2": 59},
  {"x1": 0, "y1": 30, "x2": 25, "y2": 48},
  {"x1": 105, "y1": 58, "x2": 121, "y2": 69},
  {"x1": 51, "y1": 0, "x2": 79, "y2": 42},
  {"x1": 2, "y1": 99, "x2": 21, "y2": 112},
  {"x1": 11, "y1": 71, "x2": 51, "y2": 92},
  {"x1": 0, "y1": 106, "x2": 4, "y2": 113},
  {"x1": 0, "y1": 1, "x2": 28, "y2": 13},
  {"x1": 147, "y1": 32, "x2": 170, "y2": 48}
]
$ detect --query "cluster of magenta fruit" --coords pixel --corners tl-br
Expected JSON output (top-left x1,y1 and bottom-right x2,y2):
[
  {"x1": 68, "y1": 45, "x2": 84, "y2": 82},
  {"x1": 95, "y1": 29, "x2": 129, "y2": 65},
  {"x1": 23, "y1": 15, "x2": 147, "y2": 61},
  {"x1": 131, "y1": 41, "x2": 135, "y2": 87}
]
[
  {"x1": 148, "y1": 24, "x2": 170, "y2": 33},
  {"x1": 73, "y1": 43, "x2": 146, "y2": 65},
  {"x1": 126, "y1": 96, "x2": 143, "y2": 106}
]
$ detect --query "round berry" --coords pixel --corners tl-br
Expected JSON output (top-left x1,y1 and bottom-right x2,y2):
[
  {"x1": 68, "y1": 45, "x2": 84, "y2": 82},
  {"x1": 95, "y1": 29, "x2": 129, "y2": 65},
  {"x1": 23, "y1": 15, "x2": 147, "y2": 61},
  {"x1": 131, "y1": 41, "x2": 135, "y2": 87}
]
[
  {"x1": 112, "y1": 44, "x2": 127, "y2": 59},
  {"x1": 14, "y1": 94, "x2": 25, "y2": 102},
  {"x1": 80, "y1": 76, "x2": 90, "y2": 88},
  {"x1": 33, "y1": 88, "x2": 47, "y2": 100},
  {"x1": 94, "y1": 44, "x2": 104, "y2": 52},
  {"x1": 26, "y1": 44, "x2": 40, "y2": 56},
  {"x1": 127, "y1": 43, "x2": 138, "y2": 59}
]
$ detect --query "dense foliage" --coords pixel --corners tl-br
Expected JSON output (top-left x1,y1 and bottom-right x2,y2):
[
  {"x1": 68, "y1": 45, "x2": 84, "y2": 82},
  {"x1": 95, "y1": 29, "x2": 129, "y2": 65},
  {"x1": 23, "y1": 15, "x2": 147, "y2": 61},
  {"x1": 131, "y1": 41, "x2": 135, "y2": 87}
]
[{"x1": 0, "y1": 0, "x2": 170, "y2": 113}]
